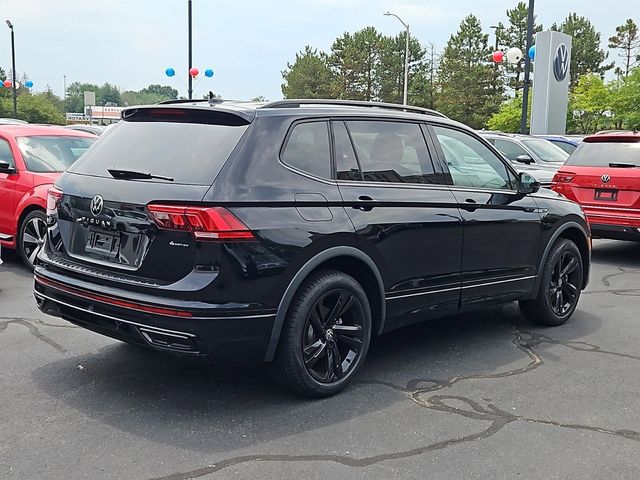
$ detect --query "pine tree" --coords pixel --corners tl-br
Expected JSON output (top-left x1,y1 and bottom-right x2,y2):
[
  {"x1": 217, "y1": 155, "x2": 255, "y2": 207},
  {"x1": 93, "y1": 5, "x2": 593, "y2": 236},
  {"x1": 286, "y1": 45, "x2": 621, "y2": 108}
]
[
  {"x1": 608, "y1": 19, "x2": 640, "y2": 77},
  {"x1": 437, "y1": 15, "x2": 503, "y2": 128},
  {"x1": 281, "y1": 46, "x2": 336, "y2": 99}
]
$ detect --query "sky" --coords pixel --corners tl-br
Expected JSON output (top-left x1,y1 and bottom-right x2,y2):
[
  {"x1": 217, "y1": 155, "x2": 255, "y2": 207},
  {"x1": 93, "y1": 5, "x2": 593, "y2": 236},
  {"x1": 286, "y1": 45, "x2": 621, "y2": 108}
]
[{"x1": 1, "y1": 0, "x2": 637, "y2": 101}]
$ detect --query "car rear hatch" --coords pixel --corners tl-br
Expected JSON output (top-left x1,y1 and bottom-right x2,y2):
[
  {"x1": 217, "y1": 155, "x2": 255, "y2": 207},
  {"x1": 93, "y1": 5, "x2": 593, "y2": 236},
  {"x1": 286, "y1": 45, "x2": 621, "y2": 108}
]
[
  {"x1": 553, "y1": 135, "x2": 640, "y2": 223},
  {"x1": 44, "y1": 106, "x2": 253, "y2": 287}
]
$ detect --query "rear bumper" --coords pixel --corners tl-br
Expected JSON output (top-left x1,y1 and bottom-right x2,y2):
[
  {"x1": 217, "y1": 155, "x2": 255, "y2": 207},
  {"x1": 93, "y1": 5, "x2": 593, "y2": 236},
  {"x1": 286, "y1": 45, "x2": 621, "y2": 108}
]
[
  {"x1": 33, "y1": 267, "x2": 277, "y2": 363},
  {"x1": 590, "y1": 223, "x2": 640, "y2": 241}
]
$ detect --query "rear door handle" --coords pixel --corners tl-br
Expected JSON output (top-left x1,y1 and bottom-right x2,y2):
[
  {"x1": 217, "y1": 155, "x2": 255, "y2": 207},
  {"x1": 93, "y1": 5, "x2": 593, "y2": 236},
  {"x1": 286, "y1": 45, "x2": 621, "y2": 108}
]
[{"x1": 353, "y1": 195, "x2": 376, "y2": 211}]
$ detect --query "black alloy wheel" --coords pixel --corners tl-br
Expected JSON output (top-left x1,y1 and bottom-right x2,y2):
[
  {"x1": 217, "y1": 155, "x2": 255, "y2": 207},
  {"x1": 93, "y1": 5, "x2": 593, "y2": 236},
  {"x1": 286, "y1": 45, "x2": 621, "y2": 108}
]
[
  {"x1": 269, "y1": 270, "x2": 372, "y2": 397},
  {"x1": 302, "y1": 289, "x2": 366, "y2": 383},
  {"x1": 547, "y1": 250, "x2": 581, "y2": 316},
  {"x1": 19, "y1": 210, "x2": 47, "y2": 271},
  {"x1": 520, "y1": 238, "x2": 583, "y2": 326}
]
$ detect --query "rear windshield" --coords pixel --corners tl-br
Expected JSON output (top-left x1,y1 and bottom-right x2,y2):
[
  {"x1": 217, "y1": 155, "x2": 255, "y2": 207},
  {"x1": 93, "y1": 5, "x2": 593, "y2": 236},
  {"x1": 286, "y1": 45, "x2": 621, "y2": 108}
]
[
  {"x1": 68, "y1": 116, "x2": 249, "y2": 185},
  {"x1": 17, "y1": 136, "x2": 96, "y2": 172},
  {"x1": 566, "y1": 141, "x2": 640, "y2": 167}
]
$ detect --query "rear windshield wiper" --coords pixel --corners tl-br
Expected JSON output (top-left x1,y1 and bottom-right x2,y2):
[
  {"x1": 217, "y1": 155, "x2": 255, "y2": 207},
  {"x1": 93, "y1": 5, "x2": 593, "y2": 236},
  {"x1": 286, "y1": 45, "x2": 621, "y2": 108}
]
[
  {"x1": 107, "y1": 168, "x2": 174, "y2": 182},
  {"x1": 608, "y1": 162, "x2": 636, "y2": 168}
]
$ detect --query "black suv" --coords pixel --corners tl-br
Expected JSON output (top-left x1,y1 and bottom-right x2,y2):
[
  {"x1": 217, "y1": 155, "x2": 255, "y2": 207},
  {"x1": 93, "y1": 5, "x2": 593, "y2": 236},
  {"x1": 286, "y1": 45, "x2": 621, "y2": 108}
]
[{"x1": 34, "y1": 99, "x2": 591, "y2": 397}]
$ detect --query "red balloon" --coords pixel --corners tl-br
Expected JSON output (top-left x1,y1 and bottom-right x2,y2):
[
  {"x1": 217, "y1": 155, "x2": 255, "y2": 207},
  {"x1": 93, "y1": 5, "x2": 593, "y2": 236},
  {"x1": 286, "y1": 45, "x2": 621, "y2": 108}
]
[
  {"x1": 189, "y1": 67, "x2": 199, "y2": 78},
  {"x1": 3, "y1": 80, "x2": 11, "y2": 88},
  {"x1": 492, "y1": 50, "x2": 504, "y2": 63}
]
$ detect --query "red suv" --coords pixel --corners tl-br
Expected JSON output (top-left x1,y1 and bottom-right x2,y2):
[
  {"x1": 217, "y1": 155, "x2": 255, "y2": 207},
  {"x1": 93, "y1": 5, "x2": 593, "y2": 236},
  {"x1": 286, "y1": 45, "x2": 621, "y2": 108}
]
[
  {"x1": 552, "y1": 132, "x2": 640, "y2": 241},
  {"x1": 0, "y1": 125, "x2": 96, "y2": 269}
]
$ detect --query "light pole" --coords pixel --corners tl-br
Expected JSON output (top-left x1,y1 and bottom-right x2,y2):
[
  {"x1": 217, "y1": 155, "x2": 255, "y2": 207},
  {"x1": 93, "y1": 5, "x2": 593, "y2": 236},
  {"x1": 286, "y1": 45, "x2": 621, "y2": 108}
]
[
  {"x1": 63, "y1": 75, "x2": 67, "y2": 118},
  {"x1": 384, "y1": 12, "x2": 409, "y2": 105},
  {"x1": 187, "y1": 0, "x2": 193, "y2": 99},
  {"x1": 520, "y1": 0, "x2": 535, "y2": 134},
  {"x1": 6, "y1": 19, "x2": 17, "y2": 116}
]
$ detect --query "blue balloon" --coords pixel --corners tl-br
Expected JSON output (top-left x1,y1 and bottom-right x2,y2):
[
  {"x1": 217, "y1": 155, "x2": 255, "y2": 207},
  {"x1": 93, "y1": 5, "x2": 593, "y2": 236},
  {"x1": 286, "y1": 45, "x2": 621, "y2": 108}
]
[
  {"x1": 165, "y1": 67, "x2": 175, "y2": 77},
  {"x1": 528, "y1": 45, "x2": 536, "y2": 61},
  {"x1": 25, "y1": 80, "x2": 33, "y2": 88},
  {"x1": 205, "y1": 69, "x2": 214, "y2": 78}
]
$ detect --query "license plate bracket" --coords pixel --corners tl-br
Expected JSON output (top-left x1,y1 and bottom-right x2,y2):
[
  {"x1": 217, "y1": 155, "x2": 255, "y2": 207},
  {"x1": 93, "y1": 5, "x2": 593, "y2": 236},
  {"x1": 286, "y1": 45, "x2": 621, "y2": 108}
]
[
  {"x1": 594, "y1": 188, "x2": 618, "y2": 202},
  {"x1": 85, "y1": 231, "x2": 120, "y2": 258}
]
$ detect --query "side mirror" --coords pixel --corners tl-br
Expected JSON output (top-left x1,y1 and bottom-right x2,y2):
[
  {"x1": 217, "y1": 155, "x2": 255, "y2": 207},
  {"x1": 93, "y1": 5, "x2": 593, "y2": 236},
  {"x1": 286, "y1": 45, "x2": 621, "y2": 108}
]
[
  {"x1": 515, "y1": 154, "x2": 534, "y2": 164},
  {"x1": 518, "y1": 172, "x2": 540, "y2": 195},
  {"x1": 0, "y1": 160, "x2": 16, "y2": 174}
]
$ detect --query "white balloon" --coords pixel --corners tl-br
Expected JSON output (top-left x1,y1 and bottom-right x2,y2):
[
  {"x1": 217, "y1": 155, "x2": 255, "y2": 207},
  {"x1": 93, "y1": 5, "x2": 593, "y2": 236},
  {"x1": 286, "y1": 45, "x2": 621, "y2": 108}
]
[
  {"x1": 506, "y1": 47, "x2": 523, "y2": 64},
  {"x1": 14, "y1": 81, "x2": 20, "y2": 88}
]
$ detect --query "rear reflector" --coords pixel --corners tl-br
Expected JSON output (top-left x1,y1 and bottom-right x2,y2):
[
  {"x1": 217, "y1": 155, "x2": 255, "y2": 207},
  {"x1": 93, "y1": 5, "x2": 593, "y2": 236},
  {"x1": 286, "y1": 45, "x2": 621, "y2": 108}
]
[
  {"x1": 35, "y1": 275, "x2": 193, "y2": 318},
  {"x1": 147, "y1": 204, "x2": 255, "y2": 240},
  {"x1": 47, "y1": 187, "x2": 63, "y2": 216}
]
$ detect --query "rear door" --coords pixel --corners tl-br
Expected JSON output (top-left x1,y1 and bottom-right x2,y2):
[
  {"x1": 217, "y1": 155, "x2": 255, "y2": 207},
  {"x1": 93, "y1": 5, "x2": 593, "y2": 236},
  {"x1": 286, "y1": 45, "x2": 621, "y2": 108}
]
[
  {"x1": 334, "y1": 119, "x2": 462, "y2": 329},
  {"x1": 48, "y1": 109, "x2": 250, "y2": 284},
  {"x1": 429, "y1": 125, "x2": 542, "y2": 307}
]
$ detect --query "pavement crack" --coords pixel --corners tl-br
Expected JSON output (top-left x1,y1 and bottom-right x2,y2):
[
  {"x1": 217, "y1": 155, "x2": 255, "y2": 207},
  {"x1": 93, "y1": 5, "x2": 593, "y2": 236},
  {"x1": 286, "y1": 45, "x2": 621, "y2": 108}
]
[
  {"x1": 600, "y1": 267, "x2": 640, "y2": 287},
  {"x1": 0, "y1": 318, "x2": 67, "y2": 353}
]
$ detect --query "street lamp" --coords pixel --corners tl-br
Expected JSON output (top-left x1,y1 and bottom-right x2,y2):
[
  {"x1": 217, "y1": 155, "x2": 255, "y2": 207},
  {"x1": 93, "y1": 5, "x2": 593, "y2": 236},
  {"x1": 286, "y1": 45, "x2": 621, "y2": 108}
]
[
  {"x1": 384, "y1": 11, "x2": 409, "y2": 105},
  {"x1": 490, "y1": 25, "x2": 502, "y2": 52},
  {"x1": 6, "y1": 19, "x2": 17, "y2": 116}
]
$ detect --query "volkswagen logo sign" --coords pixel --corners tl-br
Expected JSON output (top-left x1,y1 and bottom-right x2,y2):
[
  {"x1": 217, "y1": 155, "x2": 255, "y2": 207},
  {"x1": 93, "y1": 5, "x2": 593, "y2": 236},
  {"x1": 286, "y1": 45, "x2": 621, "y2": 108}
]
[
  {"x1": 553, "y1": 44, "x2": 569, "y2": 82},
  {"x1": 601, "y1": 174, "x2": 611, "y2": 184},
  {"x1": 90, "y1": 195, "x2": 104, "y2": 216}
]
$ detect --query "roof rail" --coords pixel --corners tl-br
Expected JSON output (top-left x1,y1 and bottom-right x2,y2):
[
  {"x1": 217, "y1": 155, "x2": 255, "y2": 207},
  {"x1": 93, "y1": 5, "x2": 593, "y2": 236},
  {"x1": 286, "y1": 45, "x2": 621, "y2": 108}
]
[{"x1": 262, "y1": 99, "x2": 448, "y2": 118}]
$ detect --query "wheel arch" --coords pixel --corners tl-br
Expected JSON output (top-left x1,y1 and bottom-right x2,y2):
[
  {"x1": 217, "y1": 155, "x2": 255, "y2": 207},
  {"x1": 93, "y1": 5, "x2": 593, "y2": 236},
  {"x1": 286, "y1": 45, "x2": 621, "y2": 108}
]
[
  {"x1": 264, "y1": 246, "x2": 386, "y2": 362},
  {"x1": 532, "y1": 221, "x2": 591, "y2": 298}
]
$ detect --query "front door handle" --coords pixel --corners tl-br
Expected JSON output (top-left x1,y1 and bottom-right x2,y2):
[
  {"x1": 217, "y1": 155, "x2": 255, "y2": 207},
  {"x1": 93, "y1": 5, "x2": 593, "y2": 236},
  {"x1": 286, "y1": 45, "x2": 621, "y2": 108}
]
[
  {"x1": 353, "y1": 195, "x2": 376, "y2": 211},
  {"x1": 460, "y1": 198, "x2": 478, "y2": 212}
]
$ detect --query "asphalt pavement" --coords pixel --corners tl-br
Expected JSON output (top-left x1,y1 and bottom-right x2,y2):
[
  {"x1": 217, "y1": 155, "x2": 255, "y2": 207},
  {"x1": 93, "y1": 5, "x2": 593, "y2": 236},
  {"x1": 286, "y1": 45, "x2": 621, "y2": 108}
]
[{"x1": 1, "y1": 240, "x2": 639, "y2": 479}]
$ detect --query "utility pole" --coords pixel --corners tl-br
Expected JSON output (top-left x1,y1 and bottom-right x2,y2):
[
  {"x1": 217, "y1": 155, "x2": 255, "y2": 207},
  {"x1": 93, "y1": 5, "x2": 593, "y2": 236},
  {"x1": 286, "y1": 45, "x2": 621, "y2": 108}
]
[
  {"x1": 520, "y1": 0, "x2": 535, "y2": 134},
  {"x1": 188, "y1": 0, "x2": 193, "y2": 99},
  {"x1": 63, "y1": 75, "x2": 67, "y2": 120},
  {"x1": 6, "y1": 20, "x2": 17, "y2": 116}
]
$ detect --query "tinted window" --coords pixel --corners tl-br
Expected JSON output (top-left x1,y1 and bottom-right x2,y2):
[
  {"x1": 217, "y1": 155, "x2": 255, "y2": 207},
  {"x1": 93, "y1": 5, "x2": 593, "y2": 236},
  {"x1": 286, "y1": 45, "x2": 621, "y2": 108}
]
[
  {"x1": 433, "y1": 126, "x2": 513, "y2": 190},
  {"x1": 493, "y1": 139, "x2": 529, "y2": 161},
  {"x1": 346, "y1": 121, "x2": 436, "y2": 184},
  {"x1": 69, "y1": 120, "x2": 248, "y2": 185},
  {"x1": 333, "y1": 121, "x2": 361, "y2": 181},
  {"x1": 566, "y1": 141, "x2": 640, "y2": 167},
  {"x1": 520, "y1": 138, "x2": 569, "y2": 163},
  {"x1": 282, "y1": 122, "x2": 331, "y2": 179},
  {"x1": 0, "y1": 138, "x2": 14, "y2": 168},
  {"x1": 17, "y1": 136, "x2": 96, "y2": 173}
]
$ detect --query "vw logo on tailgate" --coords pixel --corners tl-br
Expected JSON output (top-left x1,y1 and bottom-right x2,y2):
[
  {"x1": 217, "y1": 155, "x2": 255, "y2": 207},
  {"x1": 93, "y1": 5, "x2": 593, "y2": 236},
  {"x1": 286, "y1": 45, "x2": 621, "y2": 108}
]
[
  {"x1": 553, "y1": 44, "x2": 569, "y2": 82},
  {"x1": 601, "y1": 174, "x2": 611, "y2": 183},
  {"x1": 90, "y1": 195, "x2": 104, "y2": 216}
]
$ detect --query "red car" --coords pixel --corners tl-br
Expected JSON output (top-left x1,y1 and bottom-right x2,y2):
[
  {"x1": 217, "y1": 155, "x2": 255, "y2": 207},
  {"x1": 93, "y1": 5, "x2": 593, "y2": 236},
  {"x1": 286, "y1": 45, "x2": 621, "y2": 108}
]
[
  {"x1": 552, "y1": 132, "x2": 640, "y2": 241},
  {"x1": 0, "y1": 125, "x2": 96, "y2": 269}
]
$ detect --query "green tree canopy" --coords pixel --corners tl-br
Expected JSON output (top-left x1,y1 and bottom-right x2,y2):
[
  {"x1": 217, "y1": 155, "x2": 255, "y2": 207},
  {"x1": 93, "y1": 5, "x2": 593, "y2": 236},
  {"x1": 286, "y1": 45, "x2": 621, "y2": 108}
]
[
  {"x1": 569, "y1": 74, "x2": 612, "y2": 133},
  {"x1": 551, "y1": 13, "x2": 613, "y2": 87},
  {"x1": 610, "y1": 68, "x2": 640, "y2": 130},
  {"x1": 437, "y1": 15, "x2": 503, "y2": 129},
  {"x1": 0, "y1": 92, "x2": 65, "y2": 124},
  {"x1": 281, "y1": 46, "x2": 336, "y2": 99},
  {"x1": 608, "y1": 19, "x2": 640, "y2": 77}
]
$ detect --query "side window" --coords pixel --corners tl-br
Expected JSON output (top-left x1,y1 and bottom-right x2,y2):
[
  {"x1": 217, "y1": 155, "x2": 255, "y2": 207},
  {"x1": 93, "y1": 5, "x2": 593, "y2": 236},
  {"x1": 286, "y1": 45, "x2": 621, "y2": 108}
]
[
  {"x1": 333, "y1": 121, "x2": 362, "y2": 181},
  {"x1": 0, "y1": 139, "x2": 15, "y2": 168},
  {"x1": 493, "y1": 139, "x2": 529, "y2": 162},
  {"x1": 345, "y1": 121, "x2": 437, "y2": 184},
  {"x1": 432, "y1": 126, "x2": 513, "y2": 190},
  {"x1": 281, "y1": 121, "x2": 331, "y2": 179}
]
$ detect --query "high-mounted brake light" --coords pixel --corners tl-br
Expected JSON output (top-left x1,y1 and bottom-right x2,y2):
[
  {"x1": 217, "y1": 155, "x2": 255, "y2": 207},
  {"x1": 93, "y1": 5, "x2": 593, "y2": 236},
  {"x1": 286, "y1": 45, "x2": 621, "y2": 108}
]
[
  {"x1": 147, "y1": 205, "x2": 255, "y2": 240},
  {"x1": 47, "y1": 187, "x2": 63, "y2": 216}
]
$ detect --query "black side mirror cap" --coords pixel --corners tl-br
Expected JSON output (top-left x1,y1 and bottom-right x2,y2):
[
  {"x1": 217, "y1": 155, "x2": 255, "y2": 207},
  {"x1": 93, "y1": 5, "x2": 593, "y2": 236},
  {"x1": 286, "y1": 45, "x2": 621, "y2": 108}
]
[
  {"x1": 0, "y1": 160, "x2": 16, "y2": 174},
  {"x1": 518, "y1": 172, "x2": 540, "y2": 194},
  {"x1": 515, "y1": 154, "x2": 534, "y2": 164}
]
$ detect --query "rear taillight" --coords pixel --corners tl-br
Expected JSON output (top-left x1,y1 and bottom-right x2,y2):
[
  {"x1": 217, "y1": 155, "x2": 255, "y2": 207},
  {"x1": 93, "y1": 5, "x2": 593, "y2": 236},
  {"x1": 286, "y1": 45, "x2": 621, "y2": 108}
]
[
  {"x1": 46, "y1": 187, "x2": 63, "y2": 216},
  {"x1": 147, "y1": 205, "x2": 255, "y2": 241},
  {"x1": 552, "y1": 172, "x2": 575, "y2": 185}
]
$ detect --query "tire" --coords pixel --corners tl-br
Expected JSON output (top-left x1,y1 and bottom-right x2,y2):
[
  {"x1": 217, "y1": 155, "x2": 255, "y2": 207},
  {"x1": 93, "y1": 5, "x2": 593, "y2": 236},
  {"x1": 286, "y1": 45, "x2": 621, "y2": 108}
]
[
  {"x1": 520, "y1": 238, "x2": 583, "y2": 327},
  {"x1": 268, "y1": 269, "x2": 372, "y2": 398},
  {"x1": 18, "y1": 209, "x2": 47, "y2": 271}
]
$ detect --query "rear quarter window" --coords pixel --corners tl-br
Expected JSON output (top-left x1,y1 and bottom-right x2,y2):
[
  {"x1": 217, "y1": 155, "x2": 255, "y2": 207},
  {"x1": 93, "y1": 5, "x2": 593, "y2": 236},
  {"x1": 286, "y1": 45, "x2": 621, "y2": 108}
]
[{"x1": 280, "y1": 121, "x2": 331, "y2": 179}]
